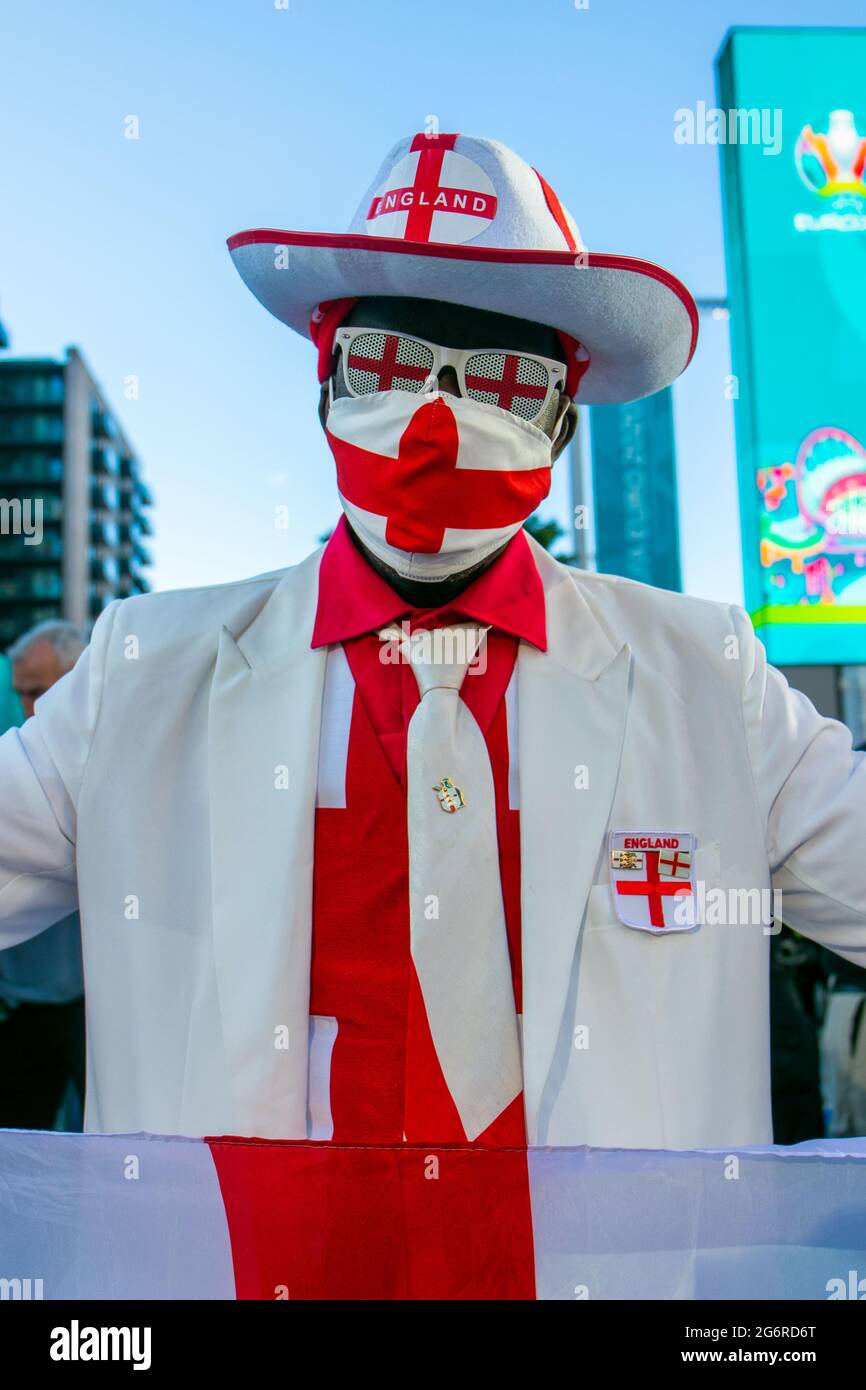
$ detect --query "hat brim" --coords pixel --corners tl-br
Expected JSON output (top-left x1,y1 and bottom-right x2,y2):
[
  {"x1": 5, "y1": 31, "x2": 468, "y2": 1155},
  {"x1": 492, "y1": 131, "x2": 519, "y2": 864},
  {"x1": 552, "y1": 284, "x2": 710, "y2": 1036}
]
[{"x1": 227, "y1": 229, "x2": 698, "y2": 405}]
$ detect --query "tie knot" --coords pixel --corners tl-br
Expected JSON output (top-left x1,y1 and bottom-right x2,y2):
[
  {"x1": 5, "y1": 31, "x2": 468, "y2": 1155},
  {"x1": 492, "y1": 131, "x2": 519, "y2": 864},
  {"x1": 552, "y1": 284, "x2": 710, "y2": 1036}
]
[{"x1": 379, "y1": 622, "x2": 490, "y2": 697}]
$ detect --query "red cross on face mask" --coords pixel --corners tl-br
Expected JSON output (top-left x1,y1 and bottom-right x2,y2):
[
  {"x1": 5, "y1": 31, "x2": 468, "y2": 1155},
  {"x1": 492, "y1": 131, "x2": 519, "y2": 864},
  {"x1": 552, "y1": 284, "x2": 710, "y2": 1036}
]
[{"x1": 324, "y1": 387, "x2": 556, "y2": 580}]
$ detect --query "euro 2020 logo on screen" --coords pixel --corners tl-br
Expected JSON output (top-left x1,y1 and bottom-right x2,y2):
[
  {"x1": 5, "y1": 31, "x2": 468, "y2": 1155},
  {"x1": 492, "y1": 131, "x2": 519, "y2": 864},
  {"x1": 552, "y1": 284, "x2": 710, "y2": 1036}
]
[{"x1": 794, "y1": 109, "x2": 866, "y2": 232}]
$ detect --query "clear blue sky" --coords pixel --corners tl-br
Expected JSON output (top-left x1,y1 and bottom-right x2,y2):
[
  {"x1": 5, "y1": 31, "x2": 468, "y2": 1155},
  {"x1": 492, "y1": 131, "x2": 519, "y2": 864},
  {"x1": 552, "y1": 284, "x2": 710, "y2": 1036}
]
[{"x1": 1, "y1": 0, "x2": 863, "y2": 603}]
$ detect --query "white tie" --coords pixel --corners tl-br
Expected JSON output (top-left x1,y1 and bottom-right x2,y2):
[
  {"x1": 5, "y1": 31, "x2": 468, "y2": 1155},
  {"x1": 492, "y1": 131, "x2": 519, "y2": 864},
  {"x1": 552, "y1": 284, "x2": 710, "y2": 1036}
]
[{"x1": 386, "y1": 621, "x2": 523, "y2": 1141}]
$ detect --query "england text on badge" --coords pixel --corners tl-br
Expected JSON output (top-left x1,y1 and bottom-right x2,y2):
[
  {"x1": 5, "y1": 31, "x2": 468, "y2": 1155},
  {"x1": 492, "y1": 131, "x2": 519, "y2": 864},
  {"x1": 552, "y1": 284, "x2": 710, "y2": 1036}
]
[{"x1": 608, "y1": 830, "x2": 698, "y2": 933}]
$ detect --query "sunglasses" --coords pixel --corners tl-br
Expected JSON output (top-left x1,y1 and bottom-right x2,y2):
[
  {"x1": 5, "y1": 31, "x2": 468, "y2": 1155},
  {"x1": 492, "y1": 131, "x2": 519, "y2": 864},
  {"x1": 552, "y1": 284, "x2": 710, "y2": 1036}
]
[{"x1": 333, "y1": 325, "x2": 568, "y2": 424}]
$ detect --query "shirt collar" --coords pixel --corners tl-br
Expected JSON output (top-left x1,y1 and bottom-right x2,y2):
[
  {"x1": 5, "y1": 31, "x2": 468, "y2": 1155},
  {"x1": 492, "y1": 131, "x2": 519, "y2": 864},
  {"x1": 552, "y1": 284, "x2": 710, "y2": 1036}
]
[{"x1": 312, "y1": 515, "x2": 547, "y2": 651}]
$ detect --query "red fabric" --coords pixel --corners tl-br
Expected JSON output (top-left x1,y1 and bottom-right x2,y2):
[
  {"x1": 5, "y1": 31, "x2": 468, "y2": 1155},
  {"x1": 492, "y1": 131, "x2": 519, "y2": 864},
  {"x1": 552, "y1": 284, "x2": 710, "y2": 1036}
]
[
  {"x1": 310, "y1": 296, "x2": 359, "y2": 384},
  {"x1": 555, "y1": 328, "x2": 592, "y2": 398},
  {"x1": 310, "y1": 519, "x2": 545, "y2": 1147},
  {"x1": 532, "y1": 166, "x2": 577, "y2": 252},
  {"x1": 313, "y1": 514, "x2": 547, "y2": 651},
  {"x1": 409, "y1": 132, "x2": 459, "y2": 151},
  {"x1": 207, "y1": 1137, "x2": 536, "y2": 1300}
]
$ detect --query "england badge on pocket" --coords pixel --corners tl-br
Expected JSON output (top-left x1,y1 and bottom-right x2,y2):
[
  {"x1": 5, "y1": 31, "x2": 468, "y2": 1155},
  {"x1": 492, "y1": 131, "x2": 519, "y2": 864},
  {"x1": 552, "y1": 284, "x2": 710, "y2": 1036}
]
[{"x1": 608, "y1": 830, "x2": 698, "y2": 933}]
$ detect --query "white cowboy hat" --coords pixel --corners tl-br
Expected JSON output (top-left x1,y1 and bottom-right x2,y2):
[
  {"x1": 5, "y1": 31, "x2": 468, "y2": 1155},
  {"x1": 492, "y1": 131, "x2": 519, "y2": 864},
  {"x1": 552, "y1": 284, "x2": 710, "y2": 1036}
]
[{"x1": 227, "y1": 131, "x2": 698, "y2": 405}]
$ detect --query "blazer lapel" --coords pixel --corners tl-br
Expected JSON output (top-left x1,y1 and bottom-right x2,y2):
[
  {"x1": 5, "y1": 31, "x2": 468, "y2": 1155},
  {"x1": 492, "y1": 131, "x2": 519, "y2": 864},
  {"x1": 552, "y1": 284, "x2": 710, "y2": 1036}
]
[
  {"x1": 518, "y1": 541, "x2": 632, "y2": 1143},
  {"x1": 207, "y1": 547, "x2": 327, "y2": 1138}
]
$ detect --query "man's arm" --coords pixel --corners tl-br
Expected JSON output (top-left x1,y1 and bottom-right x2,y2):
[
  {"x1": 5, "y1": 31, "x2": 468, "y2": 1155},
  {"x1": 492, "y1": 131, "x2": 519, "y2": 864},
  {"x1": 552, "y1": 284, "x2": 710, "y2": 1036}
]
[
  {"x1": 735, "y1": 606, "x2": 866, "y2": 964},
  {"x1": 0, "y1": 600, "x2": 120, "y2": 948}
]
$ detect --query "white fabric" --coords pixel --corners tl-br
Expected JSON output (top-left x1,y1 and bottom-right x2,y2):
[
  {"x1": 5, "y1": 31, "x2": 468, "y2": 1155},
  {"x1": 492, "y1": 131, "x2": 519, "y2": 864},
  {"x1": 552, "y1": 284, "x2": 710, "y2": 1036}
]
[
  {"x1": 0, "y1": 1130, "x2": 235, "y2": 1299},
  {"x1": 2, "y1": 539, "x2": 866, "y2": 1145},
  {"x1": 401, "y1": 623, "x2": 522, "y2": 1139},
  {"x1": 306, "y1": 1014, "x2": 338, "y2": 1140},
  {"x1": 504, "y1": 668, "x2": 519, "y2": 811},
  {"x1": 315, "y1": 645, "x2": 354, "y2": 809},
  {"x1": 528, "y1": 1139, "x2": 866, "y2": 1300}
]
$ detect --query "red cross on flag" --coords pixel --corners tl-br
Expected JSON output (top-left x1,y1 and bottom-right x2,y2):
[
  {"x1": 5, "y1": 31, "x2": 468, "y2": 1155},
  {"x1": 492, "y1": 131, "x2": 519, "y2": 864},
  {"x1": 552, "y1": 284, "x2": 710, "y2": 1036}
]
[
  {"x1": 325, "y1": 388, "x2": 552, "y2": 555},
  {"x1": 608, "y1": 831, "x2": 697, "y2": 933},
  {"x1": 366, "y1": 133, "x2": 498, "y2": 244},
  {"x1": 658, "y1": 849, "x2": 691, "y2": 880}
]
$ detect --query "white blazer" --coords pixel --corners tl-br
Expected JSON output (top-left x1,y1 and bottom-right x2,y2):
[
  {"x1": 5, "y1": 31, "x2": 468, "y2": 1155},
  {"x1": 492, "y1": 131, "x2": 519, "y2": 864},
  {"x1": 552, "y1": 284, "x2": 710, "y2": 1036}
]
[{"x1": 2, "y1": 538, "x2": 865, "y2": 1148}]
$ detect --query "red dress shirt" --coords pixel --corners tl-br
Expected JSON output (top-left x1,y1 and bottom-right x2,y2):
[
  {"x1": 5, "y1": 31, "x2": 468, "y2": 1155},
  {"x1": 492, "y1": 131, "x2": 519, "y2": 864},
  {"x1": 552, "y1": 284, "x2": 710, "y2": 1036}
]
[{"x1": 310, "y1": 516, "x2": 546, "y2": 1145}]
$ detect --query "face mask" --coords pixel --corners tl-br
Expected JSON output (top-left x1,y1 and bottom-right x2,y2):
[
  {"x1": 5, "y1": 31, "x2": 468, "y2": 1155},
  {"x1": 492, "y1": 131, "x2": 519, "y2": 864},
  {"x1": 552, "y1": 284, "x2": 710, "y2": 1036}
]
[{"x1": 324, "y1": 386, "x2": 558, "y2": 580}]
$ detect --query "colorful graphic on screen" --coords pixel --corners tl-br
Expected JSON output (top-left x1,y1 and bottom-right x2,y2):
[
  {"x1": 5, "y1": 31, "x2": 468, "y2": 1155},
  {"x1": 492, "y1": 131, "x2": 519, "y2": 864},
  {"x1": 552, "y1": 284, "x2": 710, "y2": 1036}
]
[
  {"x1": 758, "y1": 427, "x2": 866, "y2": 610},
  {"x1": 795, "y1": 110, "x2": 866, "y2": 199}
]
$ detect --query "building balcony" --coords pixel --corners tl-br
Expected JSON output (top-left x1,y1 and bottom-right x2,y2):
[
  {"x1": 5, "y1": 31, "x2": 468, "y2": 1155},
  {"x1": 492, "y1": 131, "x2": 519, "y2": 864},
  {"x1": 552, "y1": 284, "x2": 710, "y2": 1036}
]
[
  {"x1": 0, "y1": 412, "x2": 64, "y2": 445},
  {"x1": 0, "y1": 570, "x2": 63, "y2": 602},
  {"x1": 90, "y1": 519, "x2": 120, "y2": 548},
  {"x1": 90, "y1": 482, "x2": 121, "y2": 513},
  {"x1": 0, "y1": 455, "x2": 63, "y2": 486},
  {"x1": 0, "y1": 372, "x2": 64, "y2": 407},
  {"x1": 87, "y1": 579, "x2": 119, "y2": 607},
  {"x1": 92, "y1": 446, "x2": 120, "y2": 477},
  {"x1": 119, "y1": 508, "x2": 154, "y2": 533},
  {"x1": 91, "y1": 408, "x2": 117, "y2": 442},
  {"x1": 0, "y1": 533, "x2": 63, "y2": 563},
  {"x1": 117, "y1": 574, "x2": 151, "y2": 598},
  {"x1": 90, "y1": 555, "x2": 121, "y2": 585},
  {"x1": 117, "y1": 513, "x2": 153, "y2": 541}
]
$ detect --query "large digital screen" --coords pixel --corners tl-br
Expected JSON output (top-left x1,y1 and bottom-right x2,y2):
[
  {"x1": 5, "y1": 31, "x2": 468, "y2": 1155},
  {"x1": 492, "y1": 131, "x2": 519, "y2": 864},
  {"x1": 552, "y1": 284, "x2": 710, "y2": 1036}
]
[{"x1": 717, "y1": 27, "x2": 866, "y2": 664}]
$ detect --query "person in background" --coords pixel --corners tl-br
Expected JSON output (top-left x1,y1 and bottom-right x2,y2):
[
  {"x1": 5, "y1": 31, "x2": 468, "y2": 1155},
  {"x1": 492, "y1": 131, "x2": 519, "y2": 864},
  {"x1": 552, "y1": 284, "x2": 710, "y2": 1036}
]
[
  {"x1": 0, "y1": 621, "x2": 87, "y2": 1130},
  {"x1": 9, "y1": 620, "x2": 89, "y2": 719}
]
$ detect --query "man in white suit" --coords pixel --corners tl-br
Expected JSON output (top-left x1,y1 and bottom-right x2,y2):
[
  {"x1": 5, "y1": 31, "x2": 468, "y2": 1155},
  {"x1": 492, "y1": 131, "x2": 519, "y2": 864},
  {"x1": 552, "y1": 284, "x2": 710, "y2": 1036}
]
[{"x1": 2, "y1": 131, "x2": 865, "y2": 1148}]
